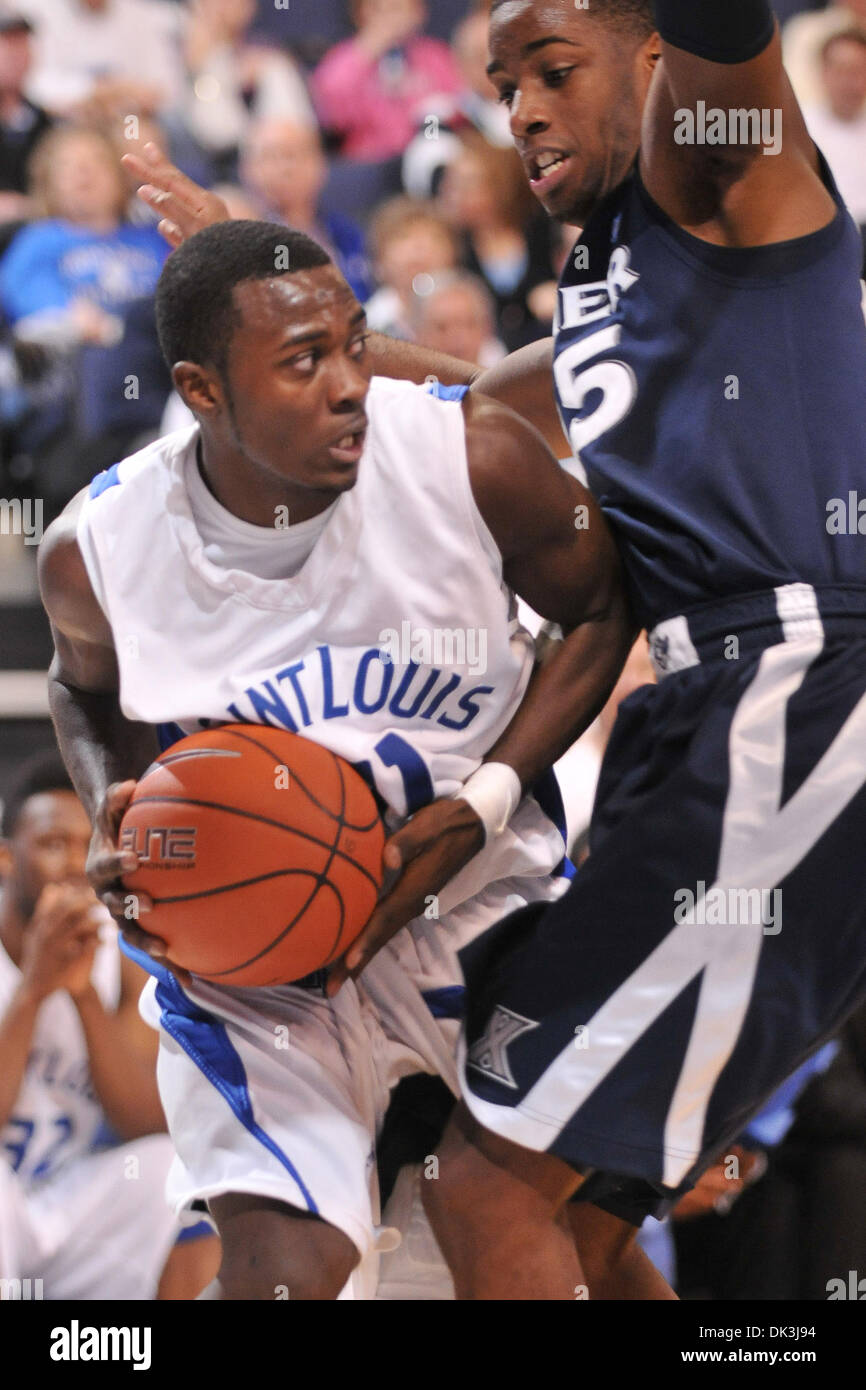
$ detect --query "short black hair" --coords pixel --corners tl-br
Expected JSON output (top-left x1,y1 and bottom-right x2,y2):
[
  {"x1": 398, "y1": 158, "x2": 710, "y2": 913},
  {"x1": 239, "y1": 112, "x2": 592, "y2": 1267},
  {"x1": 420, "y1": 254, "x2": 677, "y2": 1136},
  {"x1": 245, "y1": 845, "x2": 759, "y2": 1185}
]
[
  {"x1": 155, "y1": 220, "x2": 333, "y2": 376},
  {"x1": 491, "y1": 0, "x2": 655, "y2": 38},
  {"x1": 1, "y1": 751, "x2": 77, "y2": 839}
]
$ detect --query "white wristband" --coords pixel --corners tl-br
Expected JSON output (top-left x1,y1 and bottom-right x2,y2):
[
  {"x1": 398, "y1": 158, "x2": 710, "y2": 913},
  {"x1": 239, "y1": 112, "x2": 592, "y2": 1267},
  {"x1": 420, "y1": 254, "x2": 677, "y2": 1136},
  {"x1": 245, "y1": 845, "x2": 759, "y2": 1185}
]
[{"x1": 453, "y1": 762, "x2": 522, "y2": 843}]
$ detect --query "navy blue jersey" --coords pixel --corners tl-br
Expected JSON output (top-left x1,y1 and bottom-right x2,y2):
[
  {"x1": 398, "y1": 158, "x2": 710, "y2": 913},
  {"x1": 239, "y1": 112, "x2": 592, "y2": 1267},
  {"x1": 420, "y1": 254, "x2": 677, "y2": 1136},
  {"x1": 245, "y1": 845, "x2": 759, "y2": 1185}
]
[{"x1": 553, "y1": 155, "x2": 866, "y2": 629}]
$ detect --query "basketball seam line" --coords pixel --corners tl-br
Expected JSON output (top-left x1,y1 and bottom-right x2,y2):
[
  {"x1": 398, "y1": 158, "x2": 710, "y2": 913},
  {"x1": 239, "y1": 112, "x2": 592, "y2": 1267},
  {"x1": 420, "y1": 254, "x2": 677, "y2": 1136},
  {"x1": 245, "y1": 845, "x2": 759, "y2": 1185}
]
[
  {"x1": 210, "y1": 724, "x2": 380, "y2": 832},
  {"x1": 197, "y1": 752, "x2": 349, "y2": 981}
]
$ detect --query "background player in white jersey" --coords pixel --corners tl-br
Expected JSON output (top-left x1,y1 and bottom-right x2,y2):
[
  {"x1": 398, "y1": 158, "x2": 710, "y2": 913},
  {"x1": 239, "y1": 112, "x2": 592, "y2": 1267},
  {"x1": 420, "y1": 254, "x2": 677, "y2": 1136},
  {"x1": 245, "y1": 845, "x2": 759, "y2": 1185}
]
[
  {"x1": 0, "y1": 753, "x2": 218, "y2": 1300},
  {"x1": 37, "y1": 220, "x2": 633, "y2": 1300}
]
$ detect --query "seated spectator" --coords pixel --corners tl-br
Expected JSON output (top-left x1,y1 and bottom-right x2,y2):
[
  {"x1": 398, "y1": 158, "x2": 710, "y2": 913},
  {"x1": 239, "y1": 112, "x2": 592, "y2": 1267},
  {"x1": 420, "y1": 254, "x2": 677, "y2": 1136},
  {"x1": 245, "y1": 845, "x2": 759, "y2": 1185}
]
[
  {"x1": 179, "y1": 0, "x2": 316, "y2": 182},
  {"x1": 401, "y1": 8, "x2": 514, "y2": 201},
  {"x1": 450, "y1": 6, "x2": 512, "y2": 148},
  {"x1": 0, "y1": 125, "x2": 167, "y2": 350},
  {"x1": 0, "y1": 7, "x2": 49, "y2": 229},
  {"x1": 246, "y1": 0, "x2": 353, "y2": 69},
  {"x1": 409, "y1": 270, "x2": 505, "y2": 367},
  {"x1": 437, "y1": 132, "x2": 557, "y2": 352},
  {"x1": 312, "y1": 0, "x2": 462, "y2": 160},
  {"x1": 365, "y1": 195, "x2": 459, "y2": 338},
  {"x1": 783, "y1": 0, "x2": 866, "y2": 107},
  {"x1": 240, "y1": 117, "x2": 372, "y2": 300},
  {"x1": 0, "y1": 752, "x2": 220, "y2": 1299},
  {"x1": 803, "y1": 30, "x2": 866, "y2": 247},
  {"x1": 0, "y1": 307, "x2": 69, "y2": 435},
  {"x1": 0, "y1": 126, "x2": 170, "y2": 515},
  {"x1": 17, "y1": 0, "x2": 185, "y2": 121}
]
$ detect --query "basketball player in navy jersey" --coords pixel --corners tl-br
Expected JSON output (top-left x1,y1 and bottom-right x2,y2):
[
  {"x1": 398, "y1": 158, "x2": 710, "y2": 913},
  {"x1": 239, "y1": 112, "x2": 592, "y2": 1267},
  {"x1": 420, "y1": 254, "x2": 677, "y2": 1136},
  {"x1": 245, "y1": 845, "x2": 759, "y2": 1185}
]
[
  {"x1": 117, "y1": 0, "x2": 866, "y2": 1298},
  {"x1": 384, "y1": 0, "x2": 866, "y2": 1298}
]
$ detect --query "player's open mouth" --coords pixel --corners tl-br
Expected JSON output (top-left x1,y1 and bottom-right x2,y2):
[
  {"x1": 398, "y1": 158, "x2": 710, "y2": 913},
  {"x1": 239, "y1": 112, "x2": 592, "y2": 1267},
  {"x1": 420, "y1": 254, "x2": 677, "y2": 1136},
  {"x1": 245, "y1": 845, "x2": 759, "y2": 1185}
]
[
  {"x1": 527, "y1": 150, "x2": 573, "y2": 194},
  {"x1": 328, "y1": 427, "x2": 367, "y2": 465}
]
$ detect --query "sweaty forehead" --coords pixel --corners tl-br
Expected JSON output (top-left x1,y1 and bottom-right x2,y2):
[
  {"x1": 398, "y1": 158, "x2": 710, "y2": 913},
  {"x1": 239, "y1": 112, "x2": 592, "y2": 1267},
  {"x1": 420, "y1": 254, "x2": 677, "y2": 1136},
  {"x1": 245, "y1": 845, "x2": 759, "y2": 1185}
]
[{"x1": 232, "y1": 268, "x2": 356, "y2": 339}]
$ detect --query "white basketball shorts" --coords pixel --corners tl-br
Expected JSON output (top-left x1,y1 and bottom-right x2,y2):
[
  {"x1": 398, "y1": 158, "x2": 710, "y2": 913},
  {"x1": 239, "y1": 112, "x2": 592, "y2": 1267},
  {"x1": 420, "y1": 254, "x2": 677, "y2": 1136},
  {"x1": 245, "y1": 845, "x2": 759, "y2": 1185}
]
[{"x1": 137, "y1": 874, "x2": 565, "y2": 1298}]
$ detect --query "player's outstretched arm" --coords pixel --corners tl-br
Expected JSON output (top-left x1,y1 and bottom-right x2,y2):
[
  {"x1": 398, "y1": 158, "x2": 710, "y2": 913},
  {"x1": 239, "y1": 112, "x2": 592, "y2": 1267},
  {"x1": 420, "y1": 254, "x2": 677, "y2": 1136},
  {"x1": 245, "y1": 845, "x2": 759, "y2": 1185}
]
[
  {"x1": 367, "y1": 335, "x2": 567, "y2": 463},
  {"x1": 643, "y1": 0, "x2": 836, "y2": 245},
  {"x1": 327, "y1": 396, "x2": 634, "y2": 993}
]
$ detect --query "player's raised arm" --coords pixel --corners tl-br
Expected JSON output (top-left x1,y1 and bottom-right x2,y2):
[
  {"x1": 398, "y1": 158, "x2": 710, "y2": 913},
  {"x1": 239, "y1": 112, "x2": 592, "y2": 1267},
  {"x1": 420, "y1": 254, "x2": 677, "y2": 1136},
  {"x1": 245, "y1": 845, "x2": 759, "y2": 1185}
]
[
  {"x1": 643, "y1": 0, "x2": 836, "y2": 244},
  {"x1": 37, "y1": 497, "x2": 160, "y2": 924}
]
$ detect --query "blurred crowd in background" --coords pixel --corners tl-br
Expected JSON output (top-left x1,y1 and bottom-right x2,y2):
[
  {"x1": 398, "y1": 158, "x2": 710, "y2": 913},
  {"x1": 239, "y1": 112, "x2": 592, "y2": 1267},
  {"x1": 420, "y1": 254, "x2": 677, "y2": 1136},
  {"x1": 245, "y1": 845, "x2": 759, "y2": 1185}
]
[{"x1": 1, "y1": 0, "x2": 866, "y2": 1301}]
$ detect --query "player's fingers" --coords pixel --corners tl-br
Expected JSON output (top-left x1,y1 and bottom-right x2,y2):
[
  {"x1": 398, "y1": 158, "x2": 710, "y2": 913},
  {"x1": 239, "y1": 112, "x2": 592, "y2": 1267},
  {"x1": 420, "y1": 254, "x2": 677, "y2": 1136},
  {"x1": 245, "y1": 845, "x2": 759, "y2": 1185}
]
[
  {"x1": 100, "y1": 780, "x2": 138, "y2": 837},
  {"x1": 382, "y1": 802, "x2": 484, "y2": 875},
  {"x1": 119, "y1": 150, "x2": 152, "y2": 183},
  {"x1": 120, "y1": 922, "x2": 169, "y2": 959},
  {"x1": 90, "y1": 831, "x2": 152, "y2": 919},
  {"x1": 89, "y1": 844, "x2": 137, "y2": 882},
  {"x1": 133, "y1": 143, "x2": 229, "y2": 225},
  {"x1": 121, "y1": 926, "x2": 192, "y2": 989},
  {"x1": 120, "y1": 923, "x2": 161, "y2": 953},
  {"x1": 380, "y1": 820, "x2": 427, "y2": 873},
  {"x1": 163, "y1": 961, "x2": 192, "y2": 988},
  {"x1": 135, "y1": 142, "x2": 206, "y2": 201},
  {"x1": 100, "y1": 887, "x2": 154, "y2": 920},
  {"x1": 158, "y1": 218, "x2": 184, "y2": 248},
  {"x1": 326, "y1": 907, "x2": 397, "y2": 994},
  {"x1": 135, "y1": 181, "x2": 190, "y2": 222},
  {"x1": 324, "y1": 961, "x2": 349, "y2": 996},
  {"x1": 341, "y1": 875, "x2": 432, "y2": 983},
  {"x1": 342, "y1": 820, "x2": 483, "y2": 984},
  {"x1": 381, "y1": 808, "x2": 450, "y2": 871}
]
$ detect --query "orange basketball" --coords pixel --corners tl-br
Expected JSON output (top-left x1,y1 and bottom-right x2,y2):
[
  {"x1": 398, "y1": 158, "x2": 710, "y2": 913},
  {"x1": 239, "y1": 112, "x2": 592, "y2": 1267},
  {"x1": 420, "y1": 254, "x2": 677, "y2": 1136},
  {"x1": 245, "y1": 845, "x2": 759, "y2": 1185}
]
[{"x1": 119, "y1": 725, "x2": 385, "y2": 986}]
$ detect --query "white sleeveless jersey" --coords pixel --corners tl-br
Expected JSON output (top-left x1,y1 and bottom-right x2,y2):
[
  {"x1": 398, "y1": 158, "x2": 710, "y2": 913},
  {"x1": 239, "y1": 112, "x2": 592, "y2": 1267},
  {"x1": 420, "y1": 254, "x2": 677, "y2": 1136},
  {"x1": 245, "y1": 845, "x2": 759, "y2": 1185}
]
[
  {"x1": 76, "y1": 377, "x2": 568, "y2": 910},
  {"x1": 0, "y1": 918, "x2": 121, "y2": 1189}
]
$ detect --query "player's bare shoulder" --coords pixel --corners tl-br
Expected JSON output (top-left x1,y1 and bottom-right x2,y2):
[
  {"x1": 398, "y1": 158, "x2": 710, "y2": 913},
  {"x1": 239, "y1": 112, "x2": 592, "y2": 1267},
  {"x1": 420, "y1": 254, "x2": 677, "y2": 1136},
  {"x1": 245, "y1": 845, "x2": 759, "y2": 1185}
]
[
  {"x1": 38, "y1": 488, "x2": 114, "y2": 650},
  {"x1": 460, "y1": 390, "x2": 582, "y2": 559}
]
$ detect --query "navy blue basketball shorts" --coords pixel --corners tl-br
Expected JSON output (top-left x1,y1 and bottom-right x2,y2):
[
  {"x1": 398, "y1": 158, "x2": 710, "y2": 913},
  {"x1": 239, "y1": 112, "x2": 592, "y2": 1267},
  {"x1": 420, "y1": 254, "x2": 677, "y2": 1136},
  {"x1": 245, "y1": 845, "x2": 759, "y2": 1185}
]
[{"x1": 458, "y1": 584, "x2": 866, "y2": 1224}]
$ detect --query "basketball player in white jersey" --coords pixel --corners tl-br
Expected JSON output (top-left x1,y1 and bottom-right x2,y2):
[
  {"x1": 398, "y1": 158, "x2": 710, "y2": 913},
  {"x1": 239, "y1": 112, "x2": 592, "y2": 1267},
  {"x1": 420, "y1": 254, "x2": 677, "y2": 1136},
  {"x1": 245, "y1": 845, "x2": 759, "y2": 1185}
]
[
  {"x1": 37, "y1": 220, "x2": 634, "y2": 1300},
  {"x1": 0, "y1": 753, "x2": 218, "y2": 1299}
]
